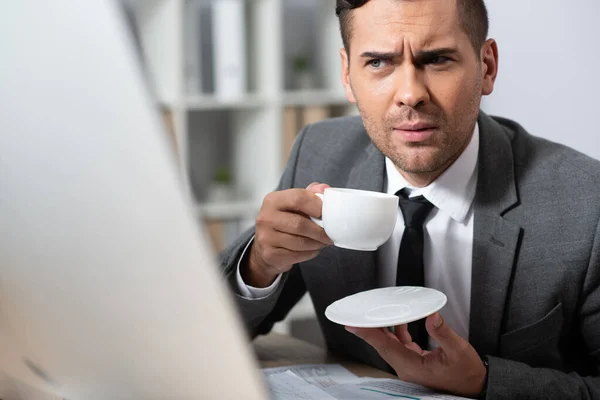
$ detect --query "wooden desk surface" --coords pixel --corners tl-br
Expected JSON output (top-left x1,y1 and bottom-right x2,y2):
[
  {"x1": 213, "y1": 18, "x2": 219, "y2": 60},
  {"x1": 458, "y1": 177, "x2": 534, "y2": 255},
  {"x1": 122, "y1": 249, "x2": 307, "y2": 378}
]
[{"x1": 253, "y1": 333, "x2": 397, "y2": 379}]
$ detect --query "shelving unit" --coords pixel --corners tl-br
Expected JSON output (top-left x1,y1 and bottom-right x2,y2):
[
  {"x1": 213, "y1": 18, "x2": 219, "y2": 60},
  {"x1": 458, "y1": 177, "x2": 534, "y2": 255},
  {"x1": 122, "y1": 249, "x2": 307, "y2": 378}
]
[
  {"x1": 125, "y1": 0, "x2": 355, "y2": 344},
  {"x1": 124, "y1": 0, "x2": 352, "y2": 198},
  {"x1": 282, "y1": 89, "x2": 349, "y2": 106},
  {"x1": 126, "y1": 0, "x2": 356, "y2": 234},
  {"x1": 185, "y1": 94, "x2": 266, "y2": 110}
]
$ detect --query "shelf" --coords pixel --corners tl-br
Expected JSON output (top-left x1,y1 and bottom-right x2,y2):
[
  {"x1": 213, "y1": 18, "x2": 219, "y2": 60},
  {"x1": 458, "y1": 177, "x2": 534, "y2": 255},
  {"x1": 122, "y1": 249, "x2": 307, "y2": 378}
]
[
  {"x1": 157, "y1": 100, "x2": 181, "y2": 111},
  {"x1": 282, "y1": 89, "x2": 349, "y2": 106},
  {"x1": 185, "y1": 94, "x2": 266, "y2": 111},
  {"x1": 195, "y1": 200, "x2": 259, "y2": 220},
  {"x1": 186, "y1": 91, "x2": 350, "y2": 110}
]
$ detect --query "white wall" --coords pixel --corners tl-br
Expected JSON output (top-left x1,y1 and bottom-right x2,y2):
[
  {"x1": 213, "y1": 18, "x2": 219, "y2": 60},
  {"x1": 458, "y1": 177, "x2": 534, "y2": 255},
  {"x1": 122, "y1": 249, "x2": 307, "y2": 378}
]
[{"x1": 481, "y1": 0, "x2": 600, "y2": 160}]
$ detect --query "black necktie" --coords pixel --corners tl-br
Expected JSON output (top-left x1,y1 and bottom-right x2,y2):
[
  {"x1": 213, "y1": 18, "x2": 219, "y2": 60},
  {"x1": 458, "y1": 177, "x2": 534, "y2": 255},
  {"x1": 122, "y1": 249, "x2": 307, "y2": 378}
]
[{"x1": 396, "y1": 189, "x2": 434, "y2": 349}]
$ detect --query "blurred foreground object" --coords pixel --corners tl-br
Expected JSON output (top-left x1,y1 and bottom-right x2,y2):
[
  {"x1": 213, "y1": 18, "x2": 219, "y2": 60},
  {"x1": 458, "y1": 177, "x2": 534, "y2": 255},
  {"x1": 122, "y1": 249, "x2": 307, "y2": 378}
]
[{"x1": 0, "y1": 1, "x2": 267, "y2": 399}]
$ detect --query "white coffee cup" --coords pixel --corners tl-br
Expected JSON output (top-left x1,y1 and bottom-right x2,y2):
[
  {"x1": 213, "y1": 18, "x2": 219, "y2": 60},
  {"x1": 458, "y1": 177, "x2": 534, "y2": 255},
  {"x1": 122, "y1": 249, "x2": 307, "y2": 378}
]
[{"x1": 310, "y1": 188, "x2": 399, "y2": 251}]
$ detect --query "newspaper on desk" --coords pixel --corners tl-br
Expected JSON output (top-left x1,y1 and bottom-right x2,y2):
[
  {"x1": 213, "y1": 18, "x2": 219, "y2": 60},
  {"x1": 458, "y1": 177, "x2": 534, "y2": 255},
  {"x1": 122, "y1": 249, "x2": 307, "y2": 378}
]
[{"x1": 263, "y1": 364, "x2": 473, "y2": 400}]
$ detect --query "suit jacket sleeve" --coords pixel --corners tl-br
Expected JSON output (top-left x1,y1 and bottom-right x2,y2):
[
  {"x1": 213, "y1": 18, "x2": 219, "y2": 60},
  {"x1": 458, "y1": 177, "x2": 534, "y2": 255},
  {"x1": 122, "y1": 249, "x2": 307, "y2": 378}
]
[
  {"x1": 217, "y1": 125, "x2": 311, "y2": 338},
  {"x1": 485, "y1": 217, "x2": 600, "y2": 399}
]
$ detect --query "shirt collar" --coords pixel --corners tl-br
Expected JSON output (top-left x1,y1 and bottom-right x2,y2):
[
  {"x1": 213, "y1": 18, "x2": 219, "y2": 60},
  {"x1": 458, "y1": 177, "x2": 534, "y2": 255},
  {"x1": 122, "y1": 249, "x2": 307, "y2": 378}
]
[{"x1": 384, "y1": 122, "x2": 479, "y2": 223}]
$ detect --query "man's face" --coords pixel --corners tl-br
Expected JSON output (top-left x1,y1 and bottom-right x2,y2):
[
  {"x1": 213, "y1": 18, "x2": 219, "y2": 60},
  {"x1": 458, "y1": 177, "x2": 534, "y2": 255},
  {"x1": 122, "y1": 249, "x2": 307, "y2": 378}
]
[{"x1": 341, "y1": 0, "x2": 494, "y2": 180}]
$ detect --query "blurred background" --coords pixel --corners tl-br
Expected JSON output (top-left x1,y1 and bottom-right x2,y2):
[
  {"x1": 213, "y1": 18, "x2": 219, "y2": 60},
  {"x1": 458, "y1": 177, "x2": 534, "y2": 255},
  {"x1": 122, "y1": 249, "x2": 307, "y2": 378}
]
[{"x1": 121, "y1": 0, "x2": 600, "y2": 347}]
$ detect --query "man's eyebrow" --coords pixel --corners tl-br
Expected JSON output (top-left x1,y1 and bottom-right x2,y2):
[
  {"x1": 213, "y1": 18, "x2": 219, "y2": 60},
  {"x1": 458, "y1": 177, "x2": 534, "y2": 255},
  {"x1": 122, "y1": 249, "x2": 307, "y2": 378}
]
[
  {"x1": 359, "y1": 47, "x2": 459, "y2": 59},
  {"x1": 415, "y1": 47, "x2": 459, "y2": 58},
  {"x1": 360, "y1": 51, "x2": 402, "y2": 59}
]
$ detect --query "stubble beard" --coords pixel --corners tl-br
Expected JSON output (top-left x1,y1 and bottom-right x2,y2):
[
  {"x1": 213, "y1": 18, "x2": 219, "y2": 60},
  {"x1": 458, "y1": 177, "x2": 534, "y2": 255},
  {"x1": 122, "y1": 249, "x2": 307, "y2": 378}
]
[
  {"x1": 359, "y1": 109, "x2": 456, "y2": 174},
  {"x1": 357, "y1": 89, "x2": 481, "y2": 176}
]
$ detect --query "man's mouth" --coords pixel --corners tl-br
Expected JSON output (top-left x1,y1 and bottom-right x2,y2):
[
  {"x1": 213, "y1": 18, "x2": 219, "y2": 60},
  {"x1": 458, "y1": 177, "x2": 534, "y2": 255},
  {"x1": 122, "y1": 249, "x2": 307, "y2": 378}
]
[{"x1": 393, "y1": 122, "x2": 438, "y2": 143}]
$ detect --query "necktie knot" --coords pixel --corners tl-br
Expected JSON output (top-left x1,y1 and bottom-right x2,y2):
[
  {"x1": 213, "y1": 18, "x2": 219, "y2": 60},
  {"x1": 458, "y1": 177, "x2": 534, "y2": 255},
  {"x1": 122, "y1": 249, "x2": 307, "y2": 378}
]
[{"x1": 396, "y1": 189, "x2": 434, "y2": 228}]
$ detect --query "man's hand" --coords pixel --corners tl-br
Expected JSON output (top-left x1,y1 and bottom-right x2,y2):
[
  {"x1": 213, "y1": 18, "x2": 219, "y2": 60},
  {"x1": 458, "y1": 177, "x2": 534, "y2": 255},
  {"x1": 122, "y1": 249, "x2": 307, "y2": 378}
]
[
  {"x1": 346, "y1": 313, "x2": 487, "y2": 398},
  {"x1": 241, "y1": 182, "x2": 333, "y2": 288}
]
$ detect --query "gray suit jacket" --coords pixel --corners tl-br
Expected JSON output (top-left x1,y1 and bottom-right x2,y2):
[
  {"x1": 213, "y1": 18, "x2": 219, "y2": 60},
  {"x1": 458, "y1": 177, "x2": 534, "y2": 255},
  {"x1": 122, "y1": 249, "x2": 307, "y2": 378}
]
[{"x1": 220, "y1": 112, "x2": 600, "y2": 399}]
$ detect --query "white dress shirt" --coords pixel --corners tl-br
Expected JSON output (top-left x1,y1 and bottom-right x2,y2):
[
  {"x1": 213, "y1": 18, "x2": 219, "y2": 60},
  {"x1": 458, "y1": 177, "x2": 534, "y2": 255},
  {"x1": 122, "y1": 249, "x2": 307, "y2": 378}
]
[
  {"x1": 236, "y1": 124, "x2": 480, "y2": 345},
  {"x1": 235, "y1": 236, "x2": 282, "y2": 299}
]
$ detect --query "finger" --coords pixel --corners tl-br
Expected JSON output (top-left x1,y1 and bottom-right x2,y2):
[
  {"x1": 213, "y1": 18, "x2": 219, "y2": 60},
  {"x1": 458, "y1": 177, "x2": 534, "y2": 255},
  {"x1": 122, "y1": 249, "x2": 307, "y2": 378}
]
[
  {"x1": 405, "y1": 342, "x2": 424, "y2": 355},
  {"x1": 394, "y1": 325, "x2": 412, "y2": 345},
  {"x1": 426, "y1": 313, "x2": 467, "y2": 359},
  {"x1": 306, "y1": 182, "x2": 331, "y2": 194},
  {"x1": 345, "y1": 327, "x2": 421, "y2": 367},
  {"x1": 270, "y1": 231, "x2": 329, "y2": 252},
  {"x1": 265, "y1": 189, "x2": 324, "y2": 218},
  {"x1": 383, "y1": 328, "x2": 401, "y2": 343},
  {"x1": 269, "y1": 211, "x2": 332, "y2": 245}
]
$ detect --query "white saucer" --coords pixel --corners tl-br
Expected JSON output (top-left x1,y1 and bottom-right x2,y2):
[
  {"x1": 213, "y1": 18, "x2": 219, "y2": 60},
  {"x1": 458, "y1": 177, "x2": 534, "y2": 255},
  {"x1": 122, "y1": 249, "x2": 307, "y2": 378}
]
[{"x1": 325, "y1": 287, "x2": 447, "y2": 328}]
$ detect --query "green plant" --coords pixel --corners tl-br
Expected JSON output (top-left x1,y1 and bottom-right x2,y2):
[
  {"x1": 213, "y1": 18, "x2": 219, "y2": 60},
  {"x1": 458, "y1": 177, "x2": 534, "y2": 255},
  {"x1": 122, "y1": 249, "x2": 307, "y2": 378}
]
[
  {"x1": 291, "y1": 55, "x2": 310, "y2": 72},
  {"x1": 212, "y1": 167, "x2": 232, "y2": 184}
]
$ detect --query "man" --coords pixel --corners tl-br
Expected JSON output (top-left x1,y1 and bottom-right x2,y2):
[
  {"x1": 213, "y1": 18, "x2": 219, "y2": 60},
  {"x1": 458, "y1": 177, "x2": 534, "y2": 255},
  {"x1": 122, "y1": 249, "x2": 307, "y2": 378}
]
[{"x1": 219, "y1": 0, "x2": 600, "y2": 398}]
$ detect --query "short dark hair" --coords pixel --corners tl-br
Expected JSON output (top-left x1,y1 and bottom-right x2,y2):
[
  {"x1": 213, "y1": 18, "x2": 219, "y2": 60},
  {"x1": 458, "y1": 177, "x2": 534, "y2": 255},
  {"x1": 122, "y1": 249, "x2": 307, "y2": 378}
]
[{"x1": 335, "y1": 0, "x2": 489, "y2": 54}]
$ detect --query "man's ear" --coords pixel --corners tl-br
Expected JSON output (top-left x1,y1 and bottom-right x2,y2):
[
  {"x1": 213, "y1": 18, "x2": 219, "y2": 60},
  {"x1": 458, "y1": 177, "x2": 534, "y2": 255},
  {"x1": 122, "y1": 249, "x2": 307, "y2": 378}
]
[
  {"x1": 340, "y1": 48, "x2": 356, "y2": 103},
  {"x1": 481, "y1": 39, "x2": 498, "y2": 96}
]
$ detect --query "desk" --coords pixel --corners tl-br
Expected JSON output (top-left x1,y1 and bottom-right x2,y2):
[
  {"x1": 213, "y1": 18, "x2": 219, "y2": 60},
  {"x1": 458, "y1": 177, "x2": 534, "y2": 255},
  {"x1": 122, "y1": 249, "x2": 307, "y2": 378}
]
[{"x1": 253, "y1": 333, "x2": 397, "y2": 379}]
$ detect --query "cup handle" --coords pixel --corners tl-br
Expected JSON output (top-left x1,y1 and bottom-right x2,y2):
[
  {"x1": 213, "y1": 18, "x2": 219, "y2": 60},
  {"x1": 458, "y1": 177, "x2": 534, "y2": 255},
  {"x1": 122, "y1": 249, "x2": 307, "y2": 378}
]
[{"x1": 309, "y1": 193, "x2": 324, "y2": 228}]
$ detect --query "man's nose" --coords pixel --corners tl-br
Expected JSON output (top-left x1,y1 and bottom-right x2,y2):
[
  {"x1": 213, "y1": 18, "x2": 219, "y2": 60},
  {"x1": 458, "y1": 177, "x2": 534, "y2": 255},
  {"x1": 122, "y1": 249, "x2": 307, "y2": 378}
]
[{"x1": 393, "y1": 65, "x2": 430, "y2": 108}]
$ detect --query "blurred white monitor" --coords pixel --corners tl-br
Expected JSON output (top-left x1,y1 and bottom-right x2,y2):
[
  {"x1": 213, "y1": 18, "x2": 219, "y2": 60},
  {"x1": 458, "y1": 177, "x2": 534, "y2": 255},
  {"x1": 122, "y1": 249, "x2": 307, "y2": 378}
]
[{"x1": 0, "y1": 1, "x2": 266, "y2": 399}]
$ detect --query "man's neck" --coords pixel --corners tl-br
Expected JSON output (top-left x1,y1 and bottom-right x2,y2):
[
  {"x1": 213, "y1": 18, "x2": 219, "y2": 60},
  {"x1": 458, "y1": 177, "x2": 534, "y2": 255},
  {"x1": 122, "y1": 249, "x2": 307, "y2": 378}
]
[{"x1": 397, "y1": 168, "x2": 444, "y2": 188}]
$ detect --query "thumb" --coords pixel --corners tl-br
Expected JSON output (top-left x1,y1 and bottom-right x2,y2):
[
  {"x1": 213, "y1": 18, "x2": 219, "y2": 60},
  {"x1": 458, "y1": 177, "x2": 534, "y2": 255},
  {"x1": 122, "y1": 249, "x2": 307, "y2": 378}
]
[
  {"x1": 426, "y1": 313, "x2": 465, "y2": 358},
  {"x1": 306, "y1": 182, "x2": 331, "y2": 194}
]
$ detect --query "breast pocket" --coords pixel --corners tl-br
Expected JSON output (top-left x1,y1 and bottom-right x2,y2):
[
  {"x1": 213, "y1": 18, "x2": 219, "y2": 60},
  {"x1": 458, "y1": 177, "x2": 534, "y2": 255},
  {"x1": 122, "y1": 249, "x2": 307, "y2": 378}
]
[{"x1": 499, "y1": 302, "x2": 563, "y2": 365}]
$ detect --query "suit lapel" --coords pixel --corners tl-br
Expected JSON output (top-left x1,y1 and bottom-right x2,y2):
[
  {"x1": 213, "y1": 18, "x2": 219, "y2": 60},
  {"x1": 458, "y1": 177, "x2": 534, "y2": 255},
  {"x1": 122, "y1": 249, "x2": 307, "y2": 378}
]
[
  {"x1": 337, "y1": 140, "x2": 386, "y2": 291},
  {"x1": 469, "y1": 113, "x2": 522, "y2": 356}
]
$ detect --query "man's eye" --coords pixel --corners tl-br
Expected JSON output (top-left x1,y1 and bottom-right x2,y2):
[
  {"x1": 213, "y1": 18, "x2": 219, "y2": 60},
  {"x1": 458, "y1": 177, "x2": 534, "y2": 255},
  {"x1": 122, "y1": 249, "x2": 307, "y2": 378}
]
[
  {"x1": 429, "y1": 56, "x2": 450, "y2": 65},
  {"x1": 367, "y1": 59, "x2": 387, "y2": 68}
]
